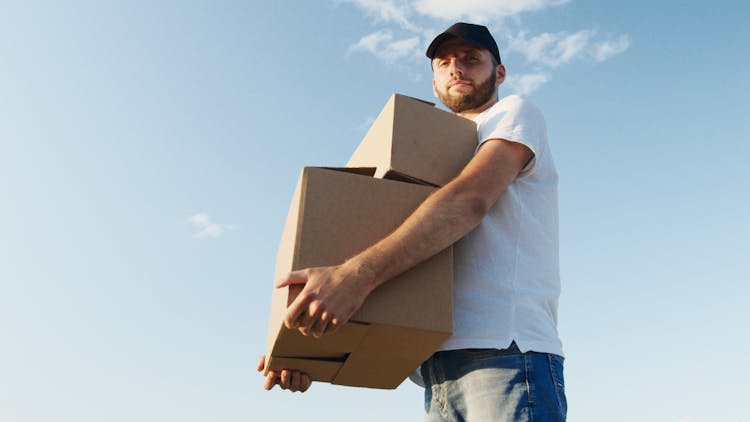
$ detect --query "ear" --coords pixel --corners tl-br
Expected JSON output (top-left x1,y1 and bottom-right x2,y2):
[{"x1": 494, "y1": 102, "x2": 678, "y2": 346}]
[
  {"x1": 432, "y1": 78, "x2": 438, "y2": 98},
  {"x1": 496, "y1": 64, "x2": 506, "y2": 86}
]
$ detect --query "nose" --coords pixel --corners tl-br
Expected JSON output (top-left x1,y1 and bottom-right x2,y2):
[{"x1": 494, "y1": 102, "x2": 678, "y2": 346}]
[{"x1": 447, "y1": 58, "x2": 464, "y2": 77}]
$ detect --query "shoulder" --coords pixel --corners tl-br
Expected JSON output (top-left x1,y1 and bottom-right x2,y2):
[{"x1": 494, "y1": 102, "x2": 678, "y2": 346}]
[
  {"x1": 499, "y1": 94, "x2": 525, "y2": 107},
  {"x1": 497, "y1": 95, "x2": 543, "y2": 117},
  {"x1": 478, "y1": 95, "x2": 545, "y2": 129}
]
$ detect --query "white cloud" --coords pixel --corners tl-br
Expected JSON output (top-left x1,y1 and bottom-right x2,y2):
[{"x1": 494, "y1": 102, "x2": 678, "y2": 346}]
[
  {"x1": 414, "y1": 0, "x2": 568, "y2": 22},
  {"x1": 593, "y1": 34, "x2": 631, "y2": 62},
  {"x1": 508, "y1": 29, "x2": 592, "y2": 67},
  {"x1": 344, "y1": 0, "x2": 417, "y2": 30},
  {"x1": 349, "y1": 30, "x2": 421, "y2": 63},
  {"x1": 188, "y1": 213, "x2": 210, "y2": 226},
  {"x1": 186, "y1": 213, "x2": 233, "y2": 239},
  {"x1": 507, "y1": 29, "x2": 629, "y2": 67},
  {"x1": 342, "y1": 0, "x2": 568, "y2": 24},
  {"x1": 338, "y1": 0, "x2": 629, "y2": 93},
  {"x1": 505, "y1": 72, "x2": 550, "y2": 95},
  {"x1": 350, "y1": 30, "x2": 392, "y2": 52},
  {"x1": 554, "y1": 30, "x2": 592, "y2": 64}
]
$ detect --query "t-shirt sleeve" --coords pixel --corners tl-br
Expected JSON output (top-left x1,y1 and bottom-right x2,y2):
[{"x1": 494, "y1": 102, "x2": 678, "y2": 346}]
[{"x1": 476, "y1": 95, "x2": 547, "y2": 178}]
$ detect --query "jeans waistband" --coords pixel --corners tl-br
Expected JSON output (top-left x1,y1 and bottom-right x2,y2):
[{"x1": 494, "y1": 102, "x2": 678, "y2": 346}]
[{"x1": 435, "y1": 341, "x2": 521, "y2": 358}]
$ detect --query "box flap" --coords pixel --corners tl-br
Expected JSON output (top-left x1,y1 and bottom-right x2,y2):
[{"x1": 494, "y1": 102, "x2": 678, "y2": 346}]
[
  {"x1": 266, "y1": 356, "x2": 344, "y2": 383},
  {"x1": 381, "y1": 169, "x2": 438, "y2": 187},
  {"x1": 321, "y1": 166, "x2": 377, "y2": 177},
  {"x1": 272, "y1": 309, "x2": 371, "y2": 358},
  {"x1": 332, "y1": 324, "x2": 451, "y2": 389}
]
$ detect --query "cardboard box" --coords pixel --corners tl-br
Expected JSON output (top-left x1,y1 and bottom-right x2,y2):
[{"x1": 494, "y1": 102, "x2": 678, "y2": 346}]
[
  {"x1": 265, "y1": 167, "x2": 453, "y2": 389},
  {"x1": 346, "y1": 94, "x2": 477, "y2": 186}
]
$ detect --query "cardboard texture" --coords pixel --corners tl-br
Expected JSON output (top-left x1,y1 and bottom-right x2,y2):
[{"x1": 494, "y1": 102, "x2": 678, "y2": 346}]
[
  {"x1": 265, "y1": 167, "x2": 453, "y2": 389},
  {"x1": 347, "y1": 93, "x2": 478, "y2": 186}
]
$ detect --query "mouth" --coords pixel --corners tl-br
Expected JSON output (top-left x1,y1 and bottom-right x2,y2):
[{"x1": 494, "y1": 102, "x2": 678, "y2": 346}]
[{"x1": 448, "y1": 80, "x2": 473, "y2": 89}]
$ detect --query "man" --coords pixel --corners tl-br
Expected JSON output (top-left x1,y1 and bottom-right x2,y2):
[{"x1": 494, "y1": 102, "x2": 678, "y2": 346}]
[{"x1": 258, "y1": 22, "x2": 567, "y2": 421}]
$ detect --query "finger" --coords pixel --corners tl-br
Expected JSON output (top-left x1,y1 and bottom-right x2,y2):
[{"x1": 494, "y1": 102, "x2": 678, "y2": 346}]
[
  {"x1": 284, "y1": 289, "x2": 313, "y2": 329},
  {"x1": 274, "y1": 270, "x2": 308, "y2": 288},
  {"x1": 256, "y1": 355, "x2": 265, "y2": 372},
  {"x1": 290, "y1": 370, "x2": 301, "y2": 392},
  {"x1": 326, "y1": 317, "x2": 343, "y2": 335},
  {"x1": 327, "y1": 313, "x2": 350, "y2": 334},
  {"x1": 300, "y1": 373, "x2": 312, "y2": 392},
  {"x1": 284, "y1": 299, "x2": 307, "y2": 330},
  {"x1": 264, "y1": 371, "x2": 278, "y2": 390},
  {"x1": 280, "y1": 369, "x2": 291, "y2": 389},
  {"x1": 311, "y1": 311, "x2": 332, "y2": 338},
  {"x1": 299, "y1": 301, "x2": 324, "y2": 335}
]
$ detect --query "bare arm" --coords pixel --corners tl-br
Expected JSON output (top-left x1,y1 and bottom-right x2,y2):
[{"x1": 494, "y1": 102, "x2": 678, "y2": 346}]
[
  {"x1": 351, "y1": 138, "x2": 532, "y2": 287},
  {"x1": 277, "y1": 139, "x2": 533, "y2": 337}
]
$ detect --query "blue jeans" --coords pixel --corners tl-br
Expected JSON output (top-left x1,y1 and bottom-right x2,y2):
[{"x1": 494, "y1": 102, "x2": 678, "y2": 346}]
[{"x1": 420, "y1": 342, "x2": 567, "y2": 422}]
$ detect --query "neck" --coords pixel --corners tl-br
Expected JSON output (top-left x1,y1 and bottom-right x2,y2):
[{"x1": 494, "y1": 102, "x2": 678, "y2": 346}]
[{"x1": 455, "y1": 95, "x2": 499, "y2": 120}]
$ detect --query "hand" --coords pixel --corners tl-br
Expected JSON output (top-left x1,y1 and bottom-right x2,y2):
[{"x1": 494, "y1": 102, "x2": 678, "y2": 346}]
[
  {"x1": 275, "y1": 264, "x2": 373, "y2": 338},
  {"x1": 257, "y1": 355, "x2": 311, "y2": 393}
]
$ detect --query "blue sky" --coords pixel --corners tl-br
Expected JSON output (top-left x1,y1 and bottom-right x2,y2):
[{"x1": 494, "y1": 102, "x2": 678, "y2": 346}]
[{"x1": 1, "y1": 1, "x2": 749, "y2": 421}]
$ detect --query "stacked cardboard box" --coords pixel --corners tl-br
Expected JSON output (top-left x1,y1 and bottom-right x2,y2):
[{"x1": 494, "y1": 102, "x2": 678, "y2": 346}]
[{"x1": 265, "y1": 94, "x2": 477, "y2": 389}]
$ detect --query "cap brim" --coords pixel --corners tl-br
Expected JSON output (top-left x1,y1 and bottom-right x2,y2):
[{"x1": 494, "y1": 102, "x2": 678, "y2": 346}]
[{"x1": 425, "y1": 33, "x2": 458, "y2": 59}]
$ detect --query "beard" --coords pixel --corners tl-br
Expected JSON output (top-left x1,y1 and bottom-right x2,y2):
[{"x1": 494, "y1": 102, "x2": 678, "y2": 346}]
[{"x1": 436, "y1": 71, "x2": 497, "y2": 113}]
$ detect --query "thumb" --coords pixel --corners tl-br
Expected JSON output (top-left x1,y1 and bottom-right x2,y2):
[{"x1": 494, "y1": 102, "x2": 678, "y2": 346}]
[
  {"x1": 274, "y1": 270, "x2": 308, "y2": 288},
  {"x1": 256, "y1": 355, "x2": 266, "y2": 372}
]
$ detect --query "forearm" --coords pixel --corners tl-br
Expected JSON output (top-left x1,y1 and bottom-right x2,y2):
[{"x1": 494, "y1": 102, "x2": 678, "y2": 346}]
[{"x1": 344, "y1": 180, "x2": 486, "y2": 291}]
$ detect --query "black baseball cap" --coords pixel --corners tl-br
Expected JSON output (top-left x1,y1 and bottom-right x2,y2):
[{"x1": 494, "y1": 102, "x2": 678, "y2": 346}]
[{"x1": 426, "y1": 22, "x2": 501, "y2": 64}]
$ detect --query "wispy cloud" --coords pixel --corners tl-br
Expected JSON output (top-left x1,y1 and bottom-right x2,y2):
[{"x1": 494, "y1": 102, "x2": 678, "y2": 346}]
[
  {"x1": 414, "y1": 0, "x2": 569, "y2": 23},
  {"x1": 341, "y1": 0, "x2": 569, "y2": 25},
  {"x1": 501, "y1": 28, "x2": 629, "y2": 93},
  {"x1": 186, "y1": 213, "x2": 233, "y2": 239},
  {"x1": 593, "y1": 34, "x2": 630, "y2": 62},
  {"x1": 506, "y1": 72, "x2": 551, "y2": 95},
  {"x1": 343, "y1": 0, "x2": 417, "y2": 30},
  {"x1": 339, "y1": 0, "x2": 630, "y2": 94},
  {"x1": 349, "y1": 30, "x2": 421, "y2": 63},
  {"x1": 507, "y1": 29, "x2": 629, "y2": 68}
]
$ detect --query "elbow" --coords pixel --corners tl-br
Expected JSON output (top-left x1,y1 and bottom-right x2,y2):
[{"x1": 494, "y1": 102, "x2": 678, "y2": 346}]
[
  {"x1": 463, "y1": 195, "x2": 492, "y2": 225},
  {"x1": 436, "y1": 180, "x2": 495, "y2": 230},
  {"x1": 442, "y1": 185, "x2": 490, "y2": 227}
]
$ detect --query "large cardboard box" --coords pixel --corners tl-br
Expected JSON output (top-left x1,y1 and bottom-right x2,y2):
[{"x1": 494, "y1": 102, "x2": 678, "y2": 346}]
[
  {"x1": 346, "y1": 94, "x2": 477, "y2": 186},
  {"x1": 265, "y1": 167, "x2": 453, "y2": 389}
]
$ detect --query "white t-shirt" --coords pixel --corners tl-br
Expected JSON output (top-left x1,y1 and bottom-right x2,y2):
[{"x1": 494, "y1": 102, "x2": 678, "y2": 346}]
[{"x1": 439, "y1": 94, "x2": 563, "y2": 357}]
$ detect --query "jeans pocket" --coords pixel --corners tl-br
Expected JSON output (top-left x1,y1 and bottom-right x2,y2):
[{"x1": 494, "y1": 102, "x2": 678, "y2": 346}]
[{"x1": 548, "y1": 354, "x2": 567, "y2": 417}]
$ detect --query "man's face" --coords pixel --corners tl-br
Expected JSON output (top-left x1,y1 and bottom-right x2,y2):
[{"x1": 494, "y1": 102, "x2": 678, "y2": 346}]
[{"x1": 431, "y1": 38, "x2": 505, "y2": 114}]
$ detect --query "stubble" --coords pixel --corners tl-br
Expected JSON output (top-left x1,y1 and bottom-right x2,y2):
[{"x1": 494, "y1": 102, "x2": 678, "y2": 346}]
[{"x1": 437, "y1": 71, "x2": 497, "y2": 113}]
